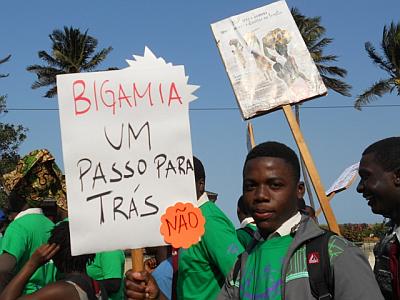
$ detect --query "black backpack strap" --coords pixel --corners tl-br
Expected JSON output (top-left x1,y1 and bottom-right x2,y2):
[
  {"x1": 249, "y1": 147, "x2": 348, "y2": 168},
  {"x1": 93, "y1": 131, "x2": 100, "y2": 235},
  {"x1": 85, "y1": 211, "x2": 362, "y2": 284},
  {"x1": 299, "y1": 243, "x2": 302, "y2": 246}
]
[
  {"x1": 240, "y1": 226, "x2": 256, "y2": 238},
  {"x1": 232, "y1": 253, "x2": 242, "y2": 283},
  {"x1": 306, "y1": 230, "x2": 335, "y2": 300}
]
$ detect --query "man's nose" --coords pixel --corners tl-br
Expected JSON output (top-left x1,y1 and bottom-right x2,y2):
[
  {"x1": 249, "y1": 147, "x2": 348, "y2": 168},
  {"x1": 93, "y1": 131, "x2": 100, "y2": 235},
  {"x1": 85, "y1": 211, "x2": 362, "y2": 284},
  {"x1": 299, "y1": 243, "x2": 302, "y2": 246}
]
[{"x1": 254, "y1": 185, "x2": 270, "y2": 202}]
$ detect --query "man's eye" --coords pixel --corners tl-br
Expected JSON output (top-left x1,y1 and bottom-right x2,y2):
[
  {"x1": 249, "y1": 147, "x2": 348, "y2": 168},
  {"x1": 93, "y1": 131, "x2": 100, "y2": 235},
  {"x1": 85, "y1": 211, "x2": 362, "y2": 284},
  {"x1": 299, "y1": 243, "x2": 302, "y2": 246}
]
[
  {"x1": 270, "y1": 182, "x2": 283, "y2": 189},
  {"x1": 244, "y1": 183, "x2": 256, "y2": 190}
]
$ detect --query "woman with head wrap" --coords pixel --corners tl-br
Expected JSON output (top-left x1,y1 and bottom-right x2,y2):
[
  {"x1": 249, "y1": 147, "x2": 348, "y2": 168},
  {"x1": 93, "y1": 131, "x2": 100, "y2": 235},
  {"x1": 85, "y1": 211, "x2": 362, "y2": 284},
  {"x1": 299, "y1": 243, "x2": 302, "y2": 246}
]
[{"x1": 0, "y1": 149, "x2": 66, "y2": 294}]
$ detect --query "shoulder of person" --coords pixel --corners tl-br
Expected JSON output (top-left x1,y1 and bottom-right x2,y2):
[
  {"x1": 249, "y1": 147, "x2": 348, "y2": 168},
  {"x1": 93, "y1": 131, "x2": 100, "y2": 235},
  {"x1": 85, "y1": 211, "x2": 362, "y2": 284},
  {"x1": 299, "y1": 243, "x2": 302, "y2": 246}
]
[
  {"x1": 3, "y1": 219, "x2": 27, "y2": 235},
  {"x1": 201, "y1": 201, "x2": 229, "y2": 220},
  {"x1": 327, "y1": 235, "x2": 363, "y2": 262}
]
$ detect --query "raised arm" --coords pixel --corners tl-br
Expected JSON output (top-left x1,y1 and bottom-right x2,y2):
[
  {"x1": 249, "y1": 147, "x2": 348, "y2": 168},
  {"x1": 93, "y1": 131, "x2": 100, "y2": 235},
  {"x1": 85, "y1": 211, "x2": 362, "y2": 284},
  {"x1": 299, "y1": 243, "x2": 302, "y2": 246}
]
[
  {"x1": 0, "y1": 244, "x2": 59, "y2": 300},
  {"x1": 0, "y1": 253, "x2": 17, "y2": 292}
]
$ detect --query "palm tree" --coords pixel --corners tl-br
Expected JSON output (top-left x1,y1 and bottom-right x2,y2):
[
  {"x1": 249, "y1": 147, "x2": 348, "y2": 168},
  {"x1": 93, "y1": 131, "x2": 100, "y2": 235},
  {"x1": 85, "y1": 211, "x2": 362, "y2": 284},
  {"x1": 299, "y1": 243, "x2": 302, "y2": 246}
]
[
  {"x1": 354, "y1": 22, "x2": 400, "y2": 110},
  {"x1": 27, "y1": 26, "x2": 113, "y2": 98},
  {"x1": 291, "y1": 8, "x2": 352, "y2": 97}
]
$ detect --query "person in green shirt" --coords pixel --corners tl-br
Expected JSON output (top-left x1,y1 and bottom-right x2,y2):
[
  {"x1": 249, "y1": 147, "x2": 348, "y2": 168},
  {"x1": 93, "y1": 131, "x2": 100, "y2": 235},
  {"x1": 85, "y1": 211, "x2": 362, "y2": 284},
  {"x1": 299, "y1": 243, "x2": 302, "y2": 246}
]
[
  {"x1": 0, "y1": 202, "x2": 55, "y2": 294},
  {"x1": 0, "y1": 149, "x2": 65, "y2": 294},
  {"x1": 125, "y1": 156, "x2": 244, "y2": 300},
  {"x1": 87, "y1": 250, "x2": 125, "y2": 300}
]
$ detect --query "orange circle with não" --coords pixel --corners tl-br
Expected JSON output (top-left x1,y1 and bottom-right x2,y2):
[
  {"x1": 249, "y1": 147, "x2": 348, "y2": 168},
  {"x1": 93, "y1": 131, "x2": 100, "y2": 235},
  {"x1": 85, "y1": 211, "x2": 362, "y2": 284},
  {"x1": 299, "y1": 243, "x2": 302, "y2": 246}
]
[{"x1": 160, "y1": 202, "x2": 205, "y2": 249}]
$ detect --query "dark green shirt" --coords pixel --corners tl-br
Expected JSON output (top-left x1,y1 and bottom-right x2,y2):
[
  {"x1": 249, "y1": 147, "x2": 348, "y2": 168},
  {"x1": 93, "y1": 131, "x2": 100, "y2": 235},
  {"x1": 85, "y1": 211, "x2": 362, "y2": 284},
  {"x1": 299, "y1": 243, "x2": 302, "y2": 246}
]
[
  {"x1": 87, "y1": 250, "x2": 125, "y2": 300},
  {"x1": 1, "y1": 211, "x2": 55, "y2": 294},
  {"x1": 178, "y1": 199, "x2": 244, "y2": 299},
  {"x1": 240, "y1": 234, "x2": 293, "y2": 300}
]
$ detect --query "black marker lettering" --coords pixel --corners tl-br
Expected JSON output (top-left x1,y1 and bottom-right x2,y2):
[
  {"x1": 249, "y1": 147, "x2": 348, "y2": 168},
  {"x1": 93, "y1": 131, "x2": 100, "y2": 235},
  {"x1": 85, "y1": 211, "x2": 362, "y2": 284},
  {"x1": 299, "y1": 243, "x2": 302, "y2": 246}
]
[
  {"x1": 104, "y1": 123, "x2": 124, "y2": 150},
  {"x1": 113, "y1": 196, "x2": 128, "y2": 220},
  {"x1": 92, "y1": 162, "x2": 107, "y2": 189},
  {"x1": 140, "y1": 195, "x2": 159, "y2": 217},
  {"x1": 86, "y1": 190, "x2": 112, "y2": 224},
  {"x1": 77, "y1": 158, "x2": 92, "y2": 192},
  {"x1": 154, "y1": 154, "x2": 167, "y2": 178},
  {"x1": 110, "y1": 162, "x2": 122, "y2": 182}
]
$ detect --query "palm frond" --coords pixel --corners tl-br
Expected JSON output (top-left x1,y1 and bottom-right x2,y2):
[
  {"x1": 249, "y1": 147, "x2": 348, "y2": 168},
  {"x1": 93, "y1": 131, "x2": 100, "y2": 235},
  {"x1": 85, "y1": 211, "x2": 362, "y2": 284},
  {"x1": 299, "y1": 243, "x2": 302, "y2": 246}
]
[
  {"x1": 292, "y1": 8, "x2": 325, "y2": 48},
  {"x1": 309, "y1": 37, "x2": 333, "y2": 53},
  {"x1": 0, "y1": 54, "x2": 11, "y2": 78},
  {"x1": 313, "y1": 54, "x2": 338, "y2": 64},
  {"x1": 365, "y1": 42, "x2": 394, "y2": 75},
  {"x1": 28, "y1": 66, "x2": 62, "y2": 89},
  {"x1": 321, "y1": 75, "x2": 352, "y2": 97},
  {"x1": 52, "y1": 50, "x2": 78, "y2": 72},
  {"x1": 0, "y1": 54, "x2": 11, "y2": 65},
  {"x1": 317, "y1": 65, "x2": 347, "y2": 77},
  {"x1": 354, "y1": 79, "x2": 393, "y2": 110},
  {"x1": 37, "y1": 51, "x2": 64, "y2": 68},
  {"x1": 83, "y1": 47, "x2": 113, "y2": 70},
  {"x1": 381, "y1": 23, "x2": 400, "y2": 72},
  {"x1": 44, "y1": 86, "x2": 58, "y2": 98},
  {"x1": 355, "y1": 22, "x2": 400, "y2": 109}
]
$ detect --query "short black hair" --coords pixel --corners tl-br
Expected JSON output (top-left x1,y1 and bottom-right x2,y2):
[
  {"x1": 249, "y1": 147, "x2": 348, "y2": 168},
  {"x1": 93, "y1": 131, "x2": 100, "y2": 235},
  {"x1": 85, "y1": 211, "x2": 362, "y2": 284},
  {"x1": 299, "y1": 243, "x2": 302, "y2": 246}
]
[
  {"x1": 362, "y1": 137, "x2": 400, "y2": 171},
  {"x1": 48, "y1": 221, "x2": 94, "y2": 273},
  {"x1": 193, "y1": 156, "x2": 205, "y2": 182},
  {"x1": 244, "y1": 141, "x2": 300, "y2": 181}
]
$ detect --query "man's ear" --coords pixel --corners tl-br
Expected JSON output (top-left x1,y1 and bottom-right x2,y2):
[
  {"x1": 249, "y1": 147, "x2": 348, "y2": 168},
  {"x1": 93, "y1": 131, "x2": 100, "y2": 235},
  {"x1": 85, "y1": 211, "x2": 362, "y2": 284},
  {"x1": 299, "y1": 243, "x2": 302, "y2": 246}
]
[
  {"x1": 393, "y1": 167, "x2": 400, "y2": 186},
  {"x1": 297, "y1": 181, "x2": 305, "y2": 199}
]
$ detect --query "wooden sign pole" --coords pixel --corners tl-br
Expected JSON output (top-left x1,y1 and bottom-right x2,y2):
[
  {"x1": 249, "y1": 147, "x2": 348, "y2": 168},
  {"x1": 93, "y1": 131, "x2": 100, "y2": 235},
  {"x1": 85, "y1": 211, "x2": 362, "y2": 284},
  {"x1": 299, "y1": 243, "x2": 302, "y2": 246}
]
[
  {"x1": 247, "y1": 122, "x2": 256, "y2": 149},
  {"x1": 131, "y1": 248, "x2": 144, "y2": 272},
  {"x1": 282, "y1": 104, "x2": 340, "y2": 234},
  {"x1": 316, "y1": 193, "x2": 335, "y2": 217}
]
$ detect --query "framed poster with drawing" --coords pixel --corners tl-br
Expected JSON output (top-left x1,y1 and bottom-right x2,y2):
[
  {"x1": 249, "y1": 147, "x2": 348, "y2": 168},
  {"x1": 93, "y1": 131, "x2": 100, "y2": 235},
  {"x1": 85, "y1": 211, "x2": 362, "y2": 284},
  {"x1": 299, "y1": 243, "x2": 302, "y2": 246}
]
[{"x1": 211, "y1": 0, "x2": 327, "y2": 120}]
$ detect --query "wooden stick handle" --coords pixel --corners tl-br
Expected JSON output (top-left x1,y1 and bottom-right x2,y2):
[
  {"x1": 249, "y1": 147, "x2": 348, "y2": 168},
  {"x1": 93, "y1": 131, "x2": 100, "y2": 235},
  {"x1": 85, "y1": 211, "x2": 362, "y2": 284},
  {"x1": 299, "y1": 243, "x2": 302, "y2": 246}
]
[
  {"x1": 131, "y1": 248, "x2": 144, "y2": 272},
  {"x1": 247, "y1": 122, "x2": 256, "y2": 149},
  {"x1": 282, "y1": 104, "x2": 341, "y2": 235},
  {"x1": 315, "y1": 192, "x2": 335, "y2": 217}
]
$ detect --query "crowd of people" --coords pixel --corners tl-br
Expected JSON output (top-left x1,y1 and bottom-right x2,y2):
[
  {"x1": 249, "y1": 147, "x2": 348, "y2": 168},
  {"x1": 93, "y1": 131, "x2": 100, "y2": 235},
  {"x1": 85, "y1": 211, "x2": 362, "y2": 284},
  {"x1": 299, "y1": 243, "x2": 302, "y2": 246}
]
[{"x1": 0, "y1": 137, "x2": 400, "y2": 299}]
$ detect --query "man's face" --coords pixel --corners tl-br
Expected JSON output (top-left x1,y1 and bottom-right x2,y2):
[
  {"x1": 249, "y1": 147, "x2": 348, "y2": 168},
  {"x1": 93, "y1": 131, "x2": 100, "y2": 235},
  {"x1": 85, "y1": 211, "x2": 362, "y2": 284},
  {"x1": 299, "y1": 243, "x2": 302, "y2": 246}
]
[
  {"x1": 357, "y1": 153, "x2": 400, "y2": 220},
  {"x1": 243, "y1": 157, "x2": 302, "y2": 237}
]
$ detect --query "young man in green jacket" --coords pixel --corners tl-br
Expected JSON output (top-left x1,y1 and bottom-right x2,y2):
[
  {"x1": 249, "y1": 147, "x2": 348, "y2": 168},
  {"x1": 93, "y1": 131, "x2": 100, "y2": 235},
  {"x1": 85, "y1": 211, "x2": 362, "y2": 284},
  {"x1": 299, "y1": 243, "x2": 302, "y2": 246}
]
[{"x1": 218, "y1": 141, "x2": 383, "y2": 300}]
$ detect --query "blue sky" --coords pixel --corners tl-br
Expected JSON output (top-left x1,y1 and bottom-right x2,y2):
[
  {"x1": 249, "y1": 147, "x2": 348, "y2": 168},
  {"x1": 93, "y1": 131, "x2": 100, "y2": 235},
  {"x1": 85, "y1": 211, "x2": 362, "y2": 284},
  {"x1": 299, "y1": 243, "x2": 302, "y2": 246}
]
[{"x1": 1, "y1": 0, "x2": 399, "y2": 225}]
